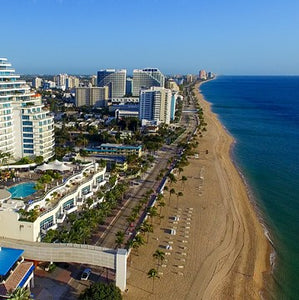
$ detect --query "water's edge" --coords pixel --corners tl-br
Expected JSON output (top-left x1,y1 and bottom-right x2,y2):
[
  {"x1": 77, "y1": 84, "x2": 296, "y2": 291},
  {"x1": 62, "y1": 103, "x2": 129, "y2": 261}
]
[{"x1": 198, "y1": 79, "x2": 275, "y2": 298}]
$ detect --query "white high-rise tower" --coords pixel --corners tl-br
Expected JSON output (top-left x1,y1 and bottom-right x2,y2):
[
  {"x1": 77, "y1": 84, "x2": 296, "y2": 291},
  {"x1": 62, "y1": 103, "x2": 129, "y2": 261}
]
[
  {"x1": 0, "y1": 58, "x2": 54, "y2": 161},
  {"x1": 139, "y1": 87, "x2": 172, "y2": 124}
]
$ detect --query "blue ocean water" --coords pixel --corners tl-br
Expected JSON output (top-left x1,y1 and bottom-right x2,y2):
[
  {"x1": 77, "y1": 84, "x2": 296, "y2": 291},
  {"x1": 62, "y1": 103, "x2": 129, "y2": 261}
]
[{"x1": 201, "y1": 76, "x2": 299, "y2": 300}]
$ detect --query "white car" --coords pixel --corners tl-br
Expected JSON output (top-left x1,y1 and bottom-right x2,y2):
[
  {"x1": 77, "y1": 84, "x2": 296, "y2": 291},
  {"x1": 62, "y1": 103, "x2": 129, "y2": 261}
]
[{"x1": 81, "y1": 268, "x2": 91, "y2": 280}]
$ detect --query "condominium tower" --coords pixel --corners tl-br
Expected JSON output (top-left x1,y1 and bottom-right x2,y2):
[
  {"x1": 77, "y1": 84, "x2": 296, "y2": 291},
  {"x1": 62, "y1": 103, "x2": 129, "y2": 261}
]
[
  {"x1": 97, "y1": 69, "x2": 126, "y2": 98},
  {"x1": 139, "y1": 87, "x2": 172, "y2": 124},
  {"x1": 132, "y1": 68, "x2": 165, "y2": 96},
  {"x1": 75, "y1": 86, "x2": 109, "y2": 107},
  {"x1": 0, "y1": 58, "x2": 54, "y2": 161}
]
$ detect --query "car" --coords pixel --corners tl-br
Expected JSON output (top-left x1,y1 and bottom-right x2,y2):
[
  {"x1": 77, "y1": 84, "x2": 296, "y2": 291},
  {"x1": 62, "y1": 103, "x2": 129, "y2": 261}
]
[{"x1": 81, "y1": 268, "x2": 91, "y2": 280}]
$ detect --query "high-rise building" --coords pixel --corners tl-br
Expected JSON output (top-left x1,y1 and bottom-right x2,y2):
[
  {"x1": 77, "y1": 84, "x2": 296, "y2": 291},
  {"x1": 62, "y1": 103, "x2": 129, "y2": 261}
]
[
  {"x1": 139, "y1": 87, "x2": 172, "y2": 124},
  {"x1": 170, "y1": 91, "x2": 178, "y2": 121},
  {"x1": 54, "y1": 73, "x2": 68, "y2": 89},
  {"x1": 126, "y1": 77, "x2": 133, "y2": 95},
  {"x1": 186, "y1": 74, "x2": 194, "y2": 83},
  {"x1": 66, "y1": 76, "x2": 79, "y2": 89},
  {"x1": 32, "y1": 77, "x2": 42, "y2": 89},
  {"x1": 132, "y1": 68, "x2": 165, "y2": 96},
  {"x1": 0, "y1": 58, "x2": 54, "y2": 161},
  {"x1": 166, "y1": 78, "x2": 180, "y2": 92},
  {"x1": 97, "y1": 69, "x2": 126, "y2": 98},
  {"x1": 75, "y1": 86, "x2": 109, "y2": 107},
  {"x1": 199, "y1": 70, "x2": 207, "y2": 80},
  {"x1": 90, "y1": 75, "x2": 97, "y2": 86}
]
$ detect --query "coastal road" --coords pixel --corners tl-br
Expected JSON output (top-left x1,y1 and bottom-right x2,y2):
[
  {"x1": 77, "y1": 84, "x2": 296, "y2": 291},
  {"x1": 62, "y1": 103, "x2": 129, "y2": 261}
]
[
  {"x1": 97, "y1": 84, "x2": 199, "y2": 249},
  {"x1": 96, "y1": 147, "x2": 176, "y2": 249}
]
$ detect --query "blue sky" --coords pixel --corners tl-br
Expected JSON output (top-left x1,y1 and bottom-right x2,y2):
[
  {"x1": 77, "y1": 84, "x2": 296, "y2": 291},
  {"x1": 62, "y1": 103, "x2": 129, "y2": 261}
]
[{"x1": 2, "y1": 0, "x2": 299, "y2": 75}]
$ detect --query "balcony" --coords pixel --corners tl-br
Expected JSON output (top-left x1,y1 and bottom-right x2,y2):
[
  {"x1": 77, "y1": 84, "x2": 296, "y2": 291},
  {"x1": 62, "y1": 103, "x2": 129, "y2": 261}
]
[
  {"x1": 64, "y1": 205, "x2": 77, "y2": 215},
  {"x1": 56, "y1": 213, "x2": 66, "y2": 224},
  {"x1": 82, "y1": 191, "x2": 93, "y2": 199},
  {"x1": 41, "y1": 223, "x2": 57, "y2": 234}
]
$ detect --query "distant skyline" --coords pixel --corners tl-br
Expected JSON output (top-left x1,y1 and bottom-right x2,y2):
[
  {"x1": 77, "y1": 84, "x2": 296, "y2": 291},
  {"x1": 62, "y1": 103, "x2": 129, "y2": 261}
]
[{"x1": 2, "y1": 0, "x2": 299, "y2": 75}]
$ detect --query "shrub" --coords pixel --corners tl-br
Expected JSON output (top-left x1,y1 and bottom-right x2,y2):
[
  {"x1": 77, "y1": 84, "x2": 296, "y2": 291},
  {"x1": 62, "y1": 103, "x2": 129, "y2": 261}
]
[{"x1": 79, "y1": 282, "x2": 122, "y2": 300}]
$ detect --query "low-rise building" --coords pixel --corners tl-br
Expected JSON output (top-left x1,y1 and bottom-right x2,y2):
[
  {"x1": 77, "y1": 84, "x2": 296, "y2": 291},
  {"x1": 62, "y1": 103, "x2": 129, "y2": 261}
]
[
  {"x1": 110, "y1": 97, "x2": 139, "y2": 105},
  {"x1": 0, "y1": 247, "x2": 34, "y2": 297},
  {"x1": 86, "y1": 143, "x2": 142, "y2": 157},
  {"x1": 115, "y1": 109, "x2": 139, "y2": 119},
  {"x1": 0, "y1": 162, "x2": 107, "y2": 242}
]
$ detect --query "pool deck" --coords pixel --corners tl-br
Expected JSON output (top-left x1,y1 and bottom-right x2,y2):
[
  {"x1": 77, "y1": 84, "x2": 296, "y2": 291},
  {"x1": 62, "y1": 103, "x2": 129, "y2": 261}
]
[{"x1": 0, "y1": 168, "x2": 75, "y2": 203}]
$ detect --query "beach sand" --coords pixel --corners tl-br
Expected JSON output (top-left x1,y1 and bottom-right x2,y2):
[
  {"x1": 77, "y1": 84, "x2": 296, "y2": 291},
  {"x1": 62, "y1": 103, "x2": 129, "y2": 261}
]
[{"x1": 124, "y1": 82, "x2": 271, "y2": 299}]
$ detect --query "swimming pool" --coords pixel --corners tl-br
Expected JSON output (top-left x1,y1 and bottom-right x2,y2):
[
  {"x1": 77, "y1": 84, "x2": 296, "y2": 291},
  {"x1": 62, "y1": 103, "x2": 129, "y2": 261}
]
[{"x1": 8, "y1": 182, "x2": 36, "y2": 198}]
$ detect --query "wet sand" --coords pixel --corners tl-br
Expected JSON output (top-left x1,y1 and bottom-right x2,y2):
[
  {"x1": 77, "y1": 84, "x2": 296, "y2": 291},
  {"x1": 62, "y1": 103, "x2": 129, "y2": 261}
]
[{"x1": 124, "y1": 81, "x2": 271, "y2": 299}]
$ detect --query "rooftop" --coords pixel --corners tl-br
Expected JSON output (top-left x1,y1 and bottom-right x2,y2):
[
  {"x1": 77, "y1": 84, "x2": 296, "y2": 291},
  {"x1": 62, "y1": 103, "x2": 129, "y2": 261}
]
[
  {"x1": 0, "y1": 247, "x2": 24, "y2": 276},
  {"x1": 99, "y1": 143, "x2": 142, "y2": 150}
]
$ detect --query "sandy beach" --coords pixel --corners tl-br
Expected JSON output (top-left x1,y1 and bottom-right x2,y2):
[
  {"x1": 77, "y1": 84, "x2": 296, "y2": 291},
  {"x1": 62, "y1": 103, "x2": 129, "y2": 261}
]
[{"x1": 124, "y1": 81, "x2": 271, "y2": 299}]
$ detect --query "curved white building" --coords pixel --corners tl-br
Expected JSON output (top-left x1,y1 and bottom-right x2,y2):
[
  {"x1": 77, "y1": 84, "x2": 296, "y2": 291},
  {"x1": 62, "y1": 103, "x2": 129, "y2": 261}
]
[
  {"x1": 0, "y1": 162, "x2": 107, "y2": 242},
  {"x1": 132, "y1": 68, "x2": 165, "y2": 96},
  {"x1": 0, "y1": 58, "x2": 54, "y2": 161}
]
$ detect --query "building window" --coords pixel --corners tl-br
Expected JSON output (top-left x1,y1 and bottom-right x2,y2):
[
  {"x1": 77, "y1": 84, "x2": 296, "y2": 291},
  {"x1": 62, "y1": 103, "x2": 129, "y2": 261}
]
[
  {"x1": 24, "y1": 144, "x2": 34, "y2": 149},
  {"x1": 22, "y1": 121, "x2": 33, "y2": 126},
  {"x1": 23, "y1": 127, "x2": 33, "y2": 132},
  {"x1": 23, "y1": 139, "x2": 33, "y2": 143},
  {"x1": 24, "y1": 150, "x2": 34, "y2": 154}
]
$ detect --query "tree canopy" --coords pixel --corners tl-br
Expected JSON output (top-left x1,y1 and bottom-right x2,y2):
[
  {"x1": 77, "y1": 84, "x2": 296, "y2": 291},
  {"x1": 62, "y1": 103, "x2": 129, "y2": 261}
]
[{"x1": 79, "y1": 282, "x2": 122, "y2": 300}]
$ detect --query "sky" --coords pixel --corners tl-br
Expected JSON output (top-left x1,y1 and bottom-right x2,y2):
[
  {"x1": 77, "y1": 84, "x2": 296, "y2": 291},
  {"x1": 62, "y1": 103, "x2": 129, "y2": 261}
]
[{"x1": 2, "y1": 0, "x2": 299, "y2": 75}]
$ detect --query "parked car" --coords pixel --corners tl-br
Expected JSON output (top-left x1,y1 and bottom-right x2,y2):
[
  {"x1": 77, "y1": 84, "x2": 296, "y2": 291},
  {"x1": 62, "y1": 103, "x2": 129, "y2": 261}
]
[{"x1": 81, "y1": 268, "x2": 91, "y2": 280}]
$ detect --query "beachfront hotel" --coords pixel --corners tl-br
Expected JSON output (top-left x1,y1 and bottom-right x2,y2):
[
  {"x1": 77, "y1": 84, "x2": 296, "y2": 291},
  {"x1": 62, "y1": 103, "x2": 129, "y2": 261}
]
[
  {"x1": 97, "y1": 69, "x2": 127, "y2": 98},
  {"x1": 0, "y1": 162, "x2": 107, "y2": 242},
  {"x1": 139, "y1": 86, "x2": 172, "y2": 124},
  {"x1": 0, "y1": 58, "x2": 54, "y2": 161},
  {"x1": 132, "y1": 68, "x2": 165, "y2": 96}
]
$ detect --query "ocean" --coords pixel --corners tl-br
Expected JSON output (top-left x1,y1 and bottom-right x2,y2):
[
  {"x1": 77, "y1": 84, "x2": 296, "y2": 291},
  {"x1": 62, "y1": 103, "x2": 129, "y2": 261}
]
[{"x1": 200, "y1": 76, "x2": 299, "y2": 300}]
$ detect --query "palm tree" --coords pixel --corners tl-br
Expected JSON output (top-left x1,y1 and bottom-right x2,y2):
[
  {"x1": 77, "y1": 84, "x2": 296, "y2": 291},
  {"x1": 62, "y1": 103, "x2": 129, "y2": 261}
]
[
  {"x1": 140, "y1": 220, "x2": 154, "y2": 243},
  {"x1": 176, "y1": 191, "x2": 183, "y2": 209},
  {"x1": 140, "y1": 196, "x2": 148, "y2": 207},
  {"x1": 0, "y1": 151, "x2": 12, "y2": 165},
  {"x1": 178, "y1": 167, "x2": 184, "y2": 176},
  {"x1": 133, "y1": 234, "x2": 145, "y2": 255},
  {"x1": 6, "y1": 287, "x2": 32, "y2": 299},
  {"x1": 147, "y1": 268, "x2": 159, "y2": 293},
  {"x1": 181, "y1": 175, "x2": 187, "y2": 190},
  {"x1": 126, "y1": 214, "x2": 137, "y2": 226},
  {"x1": 153, "y1": 249, "x2": 165, "y2": 270},
  {"x1": 157, "y1": 201, "x2": 166, "y2": 224},
  {"x1": 156, "y1": 193, "x2": 164, "y2": 203},
  {"x1": 115, "y1": 231, "x2": 125, "y2": 248},
  {"x1": 169, "y1": 188, "x2": 176, "y2": 204},
  {"x1": 147, "y1": 207, "x2": 158, "y2": 224},
  {"x1": 145, "y1": 189, "x2": 154, "y2": 197},
  {"x1": 168, "y1": 173, "x2": 177, "y2": 186}
]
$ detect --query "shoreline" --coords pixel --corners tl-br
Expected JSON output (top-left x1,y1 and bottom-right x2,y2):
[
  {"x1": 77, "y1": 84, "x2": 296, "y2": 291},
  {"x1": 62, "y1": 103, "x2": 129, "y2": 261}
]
[
  {"x1": 124, "y1": 80, "x2": 272, "y2": 299},
  {"x1": 196, "y1": 80, "x2": 272, "y2": 297},
  {"x1": 200, "y1": 78, "x2": 276, "y2": 259}
]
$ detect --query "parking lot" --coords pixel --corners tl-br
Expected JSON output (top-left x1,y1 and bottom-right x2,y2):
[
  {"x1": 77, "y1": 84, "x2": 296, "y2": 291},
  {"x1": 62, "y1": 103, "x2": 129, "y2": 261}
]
[{"x1": 31, "y1": 263, "x2": 114, "y2": 299}]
